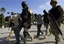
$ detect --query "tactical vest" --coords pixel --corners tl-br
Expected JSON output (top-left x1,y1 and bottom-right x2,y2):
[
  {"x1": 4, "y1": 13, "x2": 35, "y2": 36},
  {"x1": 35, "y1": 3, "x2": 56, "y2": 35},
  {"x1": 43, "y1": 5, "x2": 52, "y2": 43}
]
[
  {"x1": 49, "y1": 5, "x2": 63, "y2": 21},
  {"x1": 20, "y1": 7, "x2": 31, "y2": 29},
  {"x1": 21, "y1": 7, "x2": 31, "y2": 22}
]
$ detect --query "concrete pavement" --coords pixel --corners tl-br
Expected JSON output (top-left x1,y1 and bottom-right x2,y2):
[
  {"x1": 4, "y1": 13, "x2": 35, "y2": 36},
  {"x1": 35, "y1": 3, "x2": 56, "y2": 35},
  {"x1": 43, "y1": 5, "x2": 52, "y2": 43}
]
[{"x1": 0, "y1": 24, "x2": 64, "y2": 44}]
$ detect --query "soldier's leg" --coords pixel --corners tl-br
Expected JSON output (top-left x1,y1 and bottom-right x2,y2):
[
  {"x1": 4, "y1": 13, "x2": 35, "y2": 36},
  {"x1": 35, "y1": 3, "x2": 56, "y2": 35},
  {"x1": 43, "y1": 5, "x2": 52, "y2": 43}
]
[
  {"x1": 45, "y1": 23, "x2": 48, "y2": 35},
  {"x1": 39, "y1": 24, "x2": 43, "y2": 35},
  {"x1": 14, "y1": 25, "x2": 22, "y2": 44},
  {"x1": 23, "y1": 30, "x2": 27, "y2": 44},
  {"x1": 36, "y1": 25, "x2": 40, "y2": 37},
  {"x1": 23, "y1": 27, "x2": 30, "y2": 44},
  {"x1": 47, "y1": 28, "x2": 51, "y2": 36},
  {"x1": 9, "y1": 29, "x2": 14, "y2": 37},
  {"x1": 27, "y1": 31, "x2": 34, "y2": 41},
  {"x1": 6, "y1": 29, "x2": 14, "y2": 44},
  {"x1": 52, "y1": 31, "x2": 60, "y2": 44},
  {"x1": 47, "y1": 26, "x2": 52, "y2": 36},
  {"x1": 6, "y1": 29, "x2": 14, "y2": 40},
  {"x1": 55, "y1": 34, "x2": 60, "y2": 44},
  {"x1": 44, "y1": 24, "x2": 48, "y2": 37},
  {"x1": 24, "y1": 28, "x2": 34, "y2": 41}
]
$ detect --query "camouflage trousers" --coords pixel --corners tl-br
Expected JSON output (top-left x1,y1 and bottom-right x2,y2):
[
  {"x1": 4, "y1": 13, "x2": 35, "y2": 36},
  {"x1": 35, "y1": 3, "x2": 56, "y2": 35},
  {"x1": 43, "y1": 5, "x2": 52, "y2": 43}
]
[
  {"x1": 50, "y1": 21, "x2": 61, "y2": 44},
  {"x1": 23, "y1": 27, "x2": 34, "y2": 44}
]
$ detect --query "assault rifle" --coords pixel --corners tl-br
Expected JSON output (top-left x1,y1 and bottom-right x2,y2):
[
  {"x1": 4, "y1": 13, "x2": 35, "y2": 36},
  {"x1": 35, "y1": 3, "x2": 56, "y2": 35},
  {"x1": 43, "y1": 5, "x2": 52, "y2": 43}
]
[{"x1": 43, "y1": 10, "x2": 64, "y2": 40}]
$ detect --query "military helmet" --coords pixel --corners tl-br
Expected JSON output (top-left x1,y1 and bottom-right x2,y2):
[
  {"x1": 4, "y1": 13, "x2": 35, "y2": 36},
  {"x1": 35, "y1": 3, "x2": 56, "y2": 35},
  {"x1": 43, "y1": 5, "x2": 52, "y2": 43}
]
[
  {"x1": 21, "y1": 1, "x2": 27, "y2": 7},
  {"x1": 50, "y1": 0, "x2": 58, "y2": 4}
]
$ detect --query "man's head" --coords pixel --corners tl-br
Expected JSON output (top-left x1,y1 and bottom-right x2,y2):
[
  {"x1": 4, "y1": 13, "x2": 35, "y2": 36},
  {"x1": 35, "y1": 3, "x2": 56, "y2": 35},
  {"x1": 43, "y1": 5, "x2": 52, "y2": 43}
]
[
  {"x1": 50, "y1": 0, "x2": 58, "y2": 8},
  {"x1": 21, "y1": 1, "x2": 27, "y2": 8},
  {"x1": 34, "y1": 14, "x2": 37, "y2": 17}
]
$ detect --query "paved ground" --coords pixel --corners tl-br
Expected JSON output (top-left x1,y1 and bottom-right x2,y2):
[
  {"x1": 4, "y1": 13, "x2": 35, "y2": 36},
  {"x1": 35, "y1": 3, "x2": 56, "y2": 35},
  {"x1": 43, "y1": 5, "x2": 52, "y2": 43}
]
[{"x1": 0, "y1": 24, "x2": 64, "y2": 44}]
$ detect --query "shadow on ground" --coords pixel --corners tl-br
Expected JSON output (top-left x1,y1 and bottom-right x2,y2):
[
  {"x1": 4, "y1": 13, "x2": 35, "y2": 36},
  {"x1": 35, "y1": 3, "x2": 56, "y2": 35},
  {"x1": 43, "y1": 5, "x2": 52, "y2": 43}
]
[
  {"x1": 0, "y1": 36, "x2": 55, "y2": 44},
  {"x1": 29, "y1": 30, "x2": 46, "y2": 32},
  {"x1": 0, "y1": 36, "x2": 16, "y2": 44}
]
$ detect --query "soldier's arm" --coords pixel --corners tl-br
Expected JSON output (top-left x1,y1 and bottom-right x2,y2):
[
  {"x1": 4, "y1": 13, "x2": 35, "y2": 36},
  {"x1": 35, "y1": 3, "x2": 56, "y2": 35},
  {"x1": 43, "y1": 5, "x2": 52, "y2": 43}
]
[
  {"x1": 28, "y1": 8, "x2": 33, "y2": 14},
  {"x1": 57, "y1": 5, "x2": 64, "y2": 22},
  {"x1": 28, "y1": 8, "x2": 35, "y2": 21}
]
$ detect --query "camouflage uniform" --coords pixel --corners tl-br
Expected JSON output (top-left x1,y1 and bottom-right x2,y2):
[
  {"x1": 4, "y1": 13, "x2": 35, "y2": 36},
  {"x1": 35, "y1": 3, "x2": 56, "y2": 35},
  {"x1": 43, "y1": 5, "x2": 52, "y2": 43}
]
[
  {"x1": 43, "y1": 10, "x2": 50, "y2": 36},
  {"x1": 48, "y1": 0, "x2": 63, "y2": 44},
  {"x1": 14, "y1": 1, "x2": 33, "y2": 44},
  {"x1": 6, "y1": 19, "x2": 15, "y2": 42}
]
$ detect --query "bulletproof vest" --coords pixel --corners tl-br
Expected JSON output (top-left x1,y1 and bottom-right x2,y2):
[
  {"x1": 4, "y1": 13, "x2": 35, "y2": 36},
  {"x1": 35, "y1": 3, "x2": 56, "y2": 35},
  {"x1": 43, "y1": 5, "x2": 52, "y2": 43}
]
[
  {"x1": 21, "y1": 7, "x2": 31, "y2": 22},
  {"x1": 21, "y1": 7, "x2": 31, "y2": 29},
  {"x1": 49, "y1": 5, "x2": 62, "y2": 21}
]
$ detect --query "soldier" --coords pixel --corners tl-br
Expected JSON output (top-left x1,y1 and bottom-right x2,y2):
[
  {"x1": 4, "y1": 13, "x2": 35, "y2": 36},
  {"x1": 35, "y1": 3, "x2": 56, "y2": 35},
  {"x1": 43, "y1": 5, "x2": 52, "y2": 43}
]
[
  {"x1": 6, "y1": 14, "x2": 23, "y2": 44},
  {"x1": 34, "y1": 14, "x2": 43, "y2": 38},
  {"x1": 43, "y1": 10, "x2": 50, "y2": 36},
  {"x1": 14, "y1": 1, "x2": 34, "y2": 44},
  {"x1": 5, "y1": 17, "x2": 15, "y2": 44},
  {"x1": 48, "y1": 0, "x2": 64, "y2": 44},
  {"x1": 6, "y1": 19, "x2": 15, "y2": 40}
]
